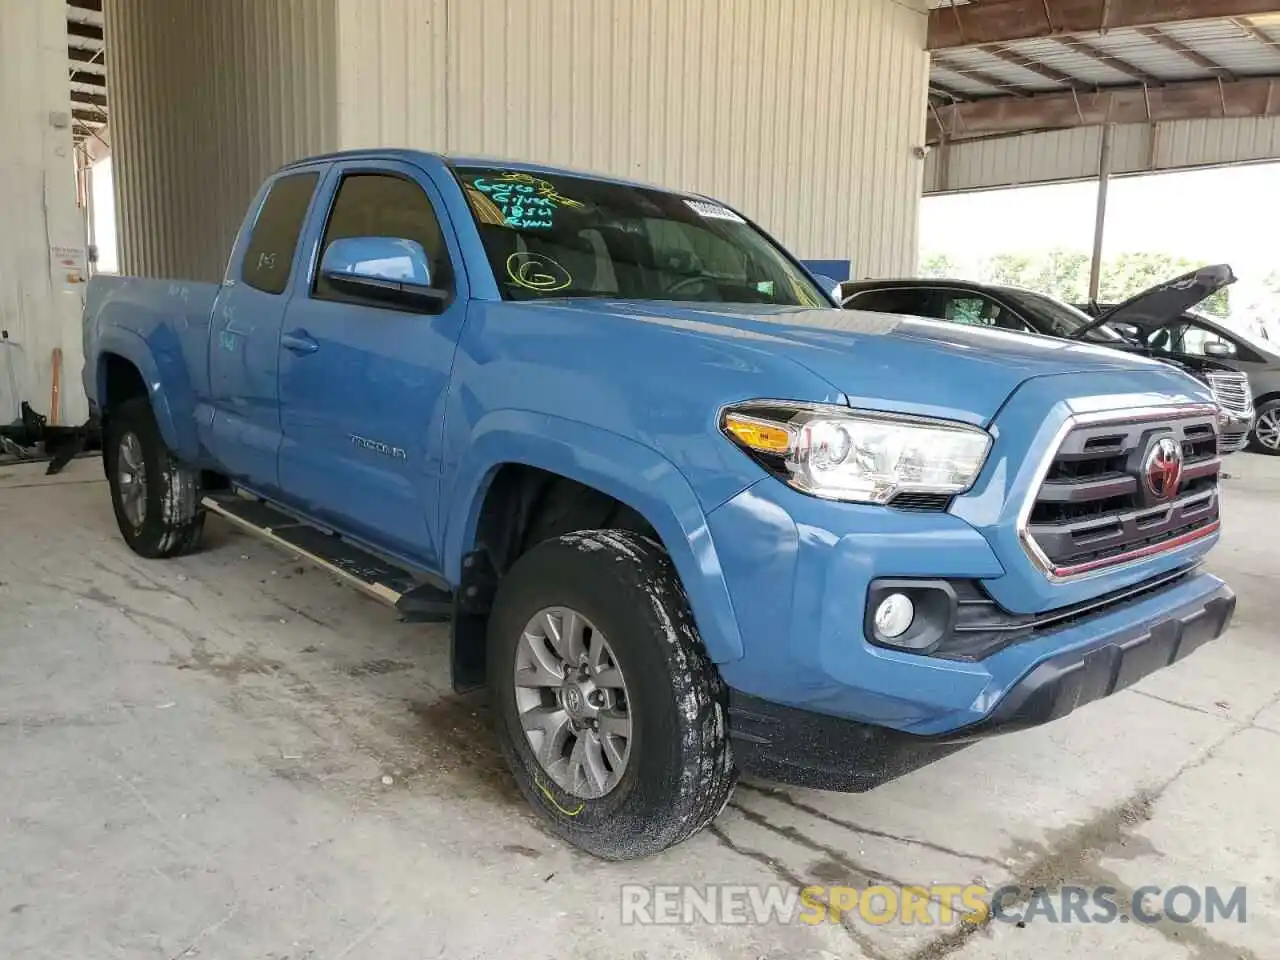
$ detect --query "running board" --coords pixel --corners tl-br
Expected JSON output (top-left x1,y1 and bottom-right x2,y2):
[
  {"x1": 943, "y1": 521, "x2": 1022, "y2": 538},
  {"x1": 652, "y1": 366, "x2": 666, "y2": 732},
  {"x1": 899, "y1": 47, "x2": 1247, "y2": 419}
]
[{"x1": 200, "y1": 493, "x2": 452, "y2": 622}]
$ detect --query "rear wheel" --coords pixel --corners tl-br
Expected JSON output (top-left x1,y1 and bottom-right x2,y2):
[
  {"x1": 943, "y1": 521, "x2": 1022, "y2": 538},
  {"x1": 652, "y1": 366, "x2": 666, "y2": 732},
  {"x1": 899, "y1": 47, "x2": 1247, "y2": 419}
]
[
  {"x1": 487, "y1": 530, "x2": 735, "y2": 860},
  {"x1": 1250, "y1": 400, "x2": 1280, "y2": 456},
  {"x1": 105, "y1": 398, "x2": 206, "y2": 558}
]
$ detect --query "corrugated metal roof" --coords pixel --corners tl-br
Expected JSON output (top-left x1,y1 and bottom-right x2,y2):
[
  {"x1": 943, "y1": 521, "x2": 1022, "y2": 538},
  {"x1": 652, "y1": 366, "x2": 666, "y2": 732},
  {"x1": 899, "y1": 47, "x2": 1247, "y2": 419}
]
[
  {"x1": 930, "y1": 14, "x2": 1280, "y2": 108},
  {"x1": 67, "y1": 1, "x2": 107, "y2": 142},
  {"x1": 1004, "y1": 37, "x2": 1137, "y2": 86},
  {"x1": 1085, "y1": 30, "x2": 1210, "y2": 81}
]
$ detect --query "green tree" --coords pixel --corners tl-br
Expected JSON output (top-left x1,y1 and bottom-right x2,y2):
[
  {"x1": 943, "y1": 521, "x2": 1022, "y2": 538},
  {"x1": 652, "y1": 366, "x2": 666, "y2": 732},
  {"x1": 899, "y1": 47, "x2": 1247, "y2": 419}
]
[
  {"x1": 919, "y1": 252, "x2": 959, "y2": 278},
  {"x1": 962, "y1": 248, "x2": 1229, "y2": 317},
  {"x1": 980, "y1": 252, "x2": 1035, "y2": 288},
  {"x1": 1026, "y1": 250, "x2": 1089, "y2": 304}
]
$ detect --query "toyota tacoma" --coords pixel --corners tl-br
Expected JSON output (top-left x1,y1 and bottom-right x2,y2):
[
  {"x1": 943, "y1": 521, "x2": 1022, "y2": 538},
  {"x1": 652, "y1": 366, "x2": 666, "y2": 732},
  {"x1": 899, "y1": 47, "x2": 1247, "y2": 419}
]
[{"x1": 83, "y1": 151, "x2": 1236, "y2": 859}]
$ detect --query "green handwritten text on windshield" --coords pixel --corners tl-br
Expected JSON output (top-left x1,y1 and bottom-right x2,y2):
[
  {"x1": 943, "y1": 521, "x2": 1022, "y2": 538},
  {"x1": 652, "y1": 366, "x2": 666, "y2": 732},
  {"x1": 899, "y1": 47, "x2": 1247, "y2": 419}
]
[{"x1": 470, "y1": 173, "x2": 583, "y2": 230}]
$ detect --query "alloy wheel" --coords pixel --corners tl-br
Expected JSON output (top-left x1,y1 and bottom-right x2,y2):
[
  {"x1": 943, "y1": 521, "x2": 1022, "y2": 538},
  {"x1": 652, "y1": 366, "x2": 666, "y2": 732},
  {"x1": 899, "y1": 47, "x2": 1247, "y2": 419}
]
[
  {"x1": 1256, "y1": 409, "x2": 1280, "y2": 451},
  {"x1": 513, "y1": 606, "x2": 632, "y2": 800},
  {"x1": 117, "y1": 432, "x2": 148, "y2": 528}
]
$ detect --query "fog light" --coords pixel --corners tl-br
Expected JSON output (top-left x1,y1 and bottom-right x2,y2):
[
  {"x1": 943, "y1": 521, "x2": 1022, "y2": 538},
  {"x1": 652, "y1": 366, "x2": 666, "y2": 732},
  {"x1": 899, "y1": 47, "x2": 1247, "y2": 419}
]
[{"x1": 874, "y1": 593, "x2": 915, "y2": 640}]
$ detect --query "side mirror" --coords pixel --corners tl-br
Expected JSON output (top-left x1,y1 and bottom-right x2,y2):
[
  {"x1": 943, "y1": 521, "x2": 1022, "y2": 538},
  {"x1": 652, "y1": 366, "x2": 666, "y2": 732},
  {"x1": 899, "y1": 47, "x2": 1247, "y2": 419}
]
[
  {"x1": 1204, "y1": 340, "x2": 1236, "y2": 358},
  {"x1": 320, "y1": 236, "x2": 448, "y2": 310}
]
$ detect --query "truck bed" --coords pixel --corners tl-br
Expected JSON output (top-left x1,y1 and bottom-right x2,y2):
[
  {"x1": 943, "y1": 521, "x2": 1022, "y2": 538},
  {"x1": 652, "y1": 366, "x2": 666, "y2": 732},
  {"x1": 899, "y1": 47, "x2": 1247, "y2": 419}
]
[{"x1": 83, "y1": 275, "x2": 221, "y2": 426}]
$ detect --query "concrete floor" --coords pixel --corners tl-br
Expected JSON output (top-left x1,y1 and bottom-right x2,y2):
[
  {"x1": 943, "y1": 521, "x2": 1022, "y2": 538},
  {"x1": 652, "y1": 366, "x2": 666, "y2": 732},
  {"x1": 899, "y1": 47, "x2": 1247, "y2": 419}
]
[{"x1": 1, "y1": 455, "x2": 1277, "y2": 960}]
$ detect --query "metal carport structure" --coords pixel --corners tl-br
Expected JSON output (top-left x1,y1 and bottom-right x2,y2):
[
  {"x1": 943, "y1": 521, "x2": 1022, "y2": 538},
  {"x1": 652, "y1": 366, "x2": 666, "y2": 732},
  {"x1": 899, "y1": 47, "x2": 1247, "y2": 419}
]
[{"x1": 920, "y1": 0, "x2": 1280, "y2": 295}]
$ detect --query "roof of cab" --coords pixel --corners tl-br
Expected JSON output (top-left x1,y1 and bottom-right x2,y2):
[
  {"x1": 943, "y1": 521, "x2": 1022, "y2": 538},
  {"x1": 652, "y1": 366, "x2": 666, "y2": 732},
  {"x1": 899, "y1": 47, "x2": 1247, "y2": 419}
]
[{"x1": 275, "y1": 148, "x2": 684, "y2": 194}]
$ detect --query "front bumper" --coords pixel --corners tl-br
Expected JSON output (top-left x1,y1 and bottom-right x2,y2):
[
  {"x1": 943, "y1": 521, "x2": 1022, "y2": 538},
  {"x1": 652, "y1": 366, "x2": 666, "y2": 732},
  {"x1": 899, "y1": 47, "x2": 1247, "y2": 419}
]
[
  {"x1": 708, "y1": 473, "x2": 1227, "y2": 736},
  {"x1": 729, "y1": 578, "x2": 1235, "y2": 791}
]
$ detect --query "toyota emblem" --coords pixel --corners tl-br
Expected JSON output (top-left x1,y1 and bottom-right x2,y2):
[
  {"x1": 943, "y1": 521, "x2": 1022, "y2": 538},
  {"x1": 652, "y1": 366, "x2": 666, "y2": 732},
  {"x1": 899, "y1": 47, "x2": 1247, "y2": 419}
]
[{"x1": 1143, "y1": 436, "x2": 1184, "y2": 501}]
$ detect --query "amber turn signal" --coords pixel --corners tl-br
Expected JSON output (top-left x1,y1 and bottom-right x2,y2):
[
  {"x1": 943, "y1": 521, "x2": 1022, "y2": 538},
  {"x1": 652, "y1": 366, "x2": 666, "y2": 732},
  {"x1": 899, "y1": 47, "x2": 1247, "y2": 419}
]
[{"x1": 723, "y1": 413, "x2": 794, "y2": 455}]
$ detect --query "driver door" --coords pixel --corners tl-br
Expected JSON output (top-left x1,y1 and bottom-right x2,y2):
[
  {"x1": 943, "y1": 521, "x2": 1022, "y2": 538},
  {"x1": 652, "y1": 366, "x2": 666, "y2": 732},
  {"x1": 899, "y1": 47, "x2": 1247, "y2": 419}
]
[{"x1": 275, "y1": 160, "x2": 468, "y2": 570}]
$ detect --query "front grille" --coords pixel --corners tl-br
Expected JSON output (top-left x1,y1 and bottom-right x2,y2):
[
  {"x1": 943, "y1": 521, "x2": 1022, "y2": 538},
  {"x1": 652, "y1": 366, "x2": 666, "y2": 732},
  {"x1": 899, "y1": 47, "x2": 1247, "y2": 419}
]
[
  {"x1": 1205, "y1": 371, "x2": 1253, "y2": 417},
  {"x1": 1023, "y1": 408, "x2": 1221, "y2": 579}
]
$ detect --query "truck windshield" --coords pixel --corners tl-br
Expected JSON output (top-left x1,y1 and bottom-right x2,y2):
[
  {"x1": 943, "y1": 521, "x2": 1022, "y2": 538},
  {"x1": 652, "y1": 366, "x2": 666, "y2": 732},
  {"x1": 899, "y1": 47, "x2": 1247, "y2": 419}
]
[{"x1": 454, "y1": 166, "x2": 827, "y2": 307}]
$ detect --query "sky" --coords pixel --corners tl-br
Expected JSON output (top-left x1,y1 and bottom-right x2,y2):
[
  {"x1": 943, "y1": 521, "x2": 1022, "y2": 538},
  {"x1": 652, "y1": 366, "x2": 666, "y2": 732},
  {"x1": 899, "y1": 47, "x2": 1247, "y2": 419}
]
[{"x1": 920, "y1": 161, "x2": 1280, "y2": 324}]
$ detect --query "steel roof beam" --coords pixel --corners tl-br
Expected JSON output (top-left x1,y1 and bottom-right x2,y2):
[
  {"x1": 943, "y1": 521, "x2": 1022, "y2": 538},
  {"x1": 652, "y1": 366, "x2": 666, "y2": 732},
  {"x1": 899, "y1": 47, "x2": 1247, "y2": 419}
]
[
  {"x1": 931, "y1": 53, "x2": 1028, "y2": 95},
  {"x1": 1051, "y1": 36, "x2": 1164, "y2": 85},
  {"x1": 69, "y1": 69, "x2": 106, "y2": 88},
  {"x1": 1137, "y1": 26, "x2": 1235, "y2": 80},
  {"x1": 984, "y1": 43, "x2": 1087, "y2": 87},
  {"x1": 71, "y1": 89, "x2": 108, "y2": 108},
  {"x1": 929, "y1": 80, "x2": 970, "y2": 102},
  {"x1": 930, "y1": 0, "x2": 1280, "y2": 50},
  {"x1": 66, "y1": 20, "x2": 104, "y2": 42},
  {"x1": 1232, "y1": 16, "x2": 1280, "y2": 51},
  {"x1": 927, "y1": 75, "x2": 1280, "y2": 143}
]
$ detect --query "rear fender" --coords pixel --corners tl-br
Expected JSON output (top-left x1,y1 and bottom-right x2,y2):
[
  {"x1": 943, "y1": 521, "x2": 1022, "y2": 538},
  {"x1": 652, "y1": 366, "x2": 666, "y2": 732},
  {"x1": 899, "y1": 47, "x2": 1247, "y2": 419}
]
[
  {"x1": 443, "y1": 411, "x2": 745, "y2": 663},
  {"x1": 95, "y1": 327, "x2": 199, "y2": 462}
]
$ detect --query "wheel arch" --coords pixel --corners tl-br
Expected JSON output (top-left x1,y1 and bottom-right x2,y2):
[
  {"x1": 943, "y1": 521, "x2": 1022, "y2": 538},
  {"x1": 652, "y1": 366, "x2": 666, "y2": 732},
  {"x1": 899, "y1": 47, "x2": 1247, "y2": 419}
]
[
  {"x1": 443, "y1": 412, "x2": 745, "y2": 688},
  {"x1": 94, "y1": 329, "x2": 196, "y2": 460}
]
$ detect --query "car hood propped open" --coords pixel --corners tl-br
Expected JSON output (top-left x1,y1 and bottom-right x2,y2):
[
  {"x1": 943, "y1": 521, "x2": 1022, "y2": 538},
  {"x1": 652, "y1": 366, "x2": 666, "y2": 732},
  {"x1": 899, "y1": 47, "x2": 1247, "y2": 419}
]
[{"x1": 1072, "y1": 264, "x2": 1237, "y2": 339}]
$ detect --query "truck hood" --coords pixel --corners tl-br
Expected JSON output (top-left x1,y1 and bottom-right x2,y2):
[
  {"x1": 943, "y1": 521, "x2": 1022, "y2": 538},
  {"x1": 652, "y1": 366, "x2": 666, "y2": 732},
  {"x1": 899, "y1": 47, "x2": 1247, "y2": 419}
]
[
  {"x1": 1082, "y1": 264, "x2": 1236, "y2": 335},
  {"x1": 536, "y1": 300, "x2": 1176, "y2": 426}
]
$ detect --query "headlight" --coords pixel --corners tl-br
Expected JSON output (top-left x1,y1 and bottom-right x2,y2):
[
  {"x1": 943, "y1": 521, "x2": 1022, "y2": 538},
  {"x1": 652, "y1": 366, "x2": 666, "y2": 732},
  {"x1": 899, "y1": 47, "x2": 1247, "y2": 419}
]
[{"x1": 721, "y1": 401, "x2": 992, "y2": 504}]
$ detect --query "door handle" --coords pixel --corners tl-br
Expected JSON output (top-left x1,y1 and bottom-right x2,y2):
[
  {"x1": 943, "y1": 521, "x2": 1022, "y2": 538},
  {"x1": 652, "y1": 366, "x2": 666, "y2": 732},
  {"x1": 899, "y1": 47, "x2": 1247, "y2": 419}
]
[{"x1": 281, "y1": 330, "x2": 319, "y2": 355}]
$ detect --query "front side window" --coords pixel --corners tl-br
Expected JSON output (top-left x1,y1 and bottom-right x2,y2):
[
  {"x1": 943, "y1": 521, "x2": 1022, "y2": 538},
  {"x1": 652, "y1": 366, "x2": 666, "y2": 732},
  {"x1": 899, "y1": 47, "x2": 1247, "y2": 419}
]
[
  {"x1": 454, "y1": 167, "x2": 826, "y2": 307},
  {"x1": 315, "y1": 173, "x2": 452, "y2": 303},
  {"x1": 242, "y1": 172, "x2": 319, "y2": 295},
  {"x1": 1145, "y1": 323, "x2": 1186, "y2": 355},
  {"x1": 1178, "y1": 323, "x2": 1234, "y2": 357}
]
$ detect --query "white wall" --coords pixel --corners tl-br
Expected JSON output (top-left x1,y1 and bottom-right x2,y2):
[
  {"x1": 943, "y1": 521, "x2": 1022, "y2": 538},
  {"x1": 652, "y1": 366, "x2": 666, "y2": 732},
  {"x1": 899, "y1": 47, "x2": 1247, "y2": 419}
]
[
  {"x1": 106, "y1": 0, "x2": 339, "y2": 282},
  {"x1": 0, "y1": 0, "x2": 89, "y2": 425},
  {"x1": 107, "y1": 0, "x2": 929, "y2": 282},
  {"x1": 335, "y1": 0, "x2": 931, "y2": 278}
]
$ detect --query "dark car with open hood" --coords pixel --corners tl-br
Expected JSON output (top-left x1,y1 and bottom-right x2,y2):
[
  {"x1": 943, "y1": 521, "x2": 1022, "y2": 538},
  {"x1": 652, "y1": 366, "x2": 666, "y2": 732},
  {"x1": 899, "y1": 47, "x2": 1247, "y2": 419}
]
[
  {"x1": 838, "y1": 265, "x2": 1260, "y2": 454},
  {"x1": 1078, "y1": 266, "x2": 1280, "y2": 456}
]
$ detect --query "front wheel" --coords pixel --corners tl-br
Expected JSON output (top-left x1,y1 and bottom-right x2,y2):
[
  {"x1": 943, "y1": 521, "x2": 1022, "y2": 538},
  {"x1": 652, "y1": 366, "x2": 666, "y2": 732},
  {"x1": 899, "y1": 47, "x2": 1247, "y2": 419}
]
[
  {"x1": 1250, "y1": 400, "x2": 1280, "y2": 456},
  {"x1": 104, "y1": 397, "x2": 206, "y2": 558},
  {"x1": 487, "y1": 530, "x2": 735, "y2": 860}
]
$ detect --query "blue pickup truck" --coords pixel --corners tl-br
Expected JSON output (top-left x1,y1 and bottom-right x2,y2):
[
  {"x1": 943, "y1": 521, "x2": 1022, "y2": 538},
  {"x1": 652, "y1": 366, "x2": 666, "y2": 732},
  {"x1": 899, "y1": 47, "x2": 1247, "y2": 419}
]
[{"x1": 83, "y1": 150, "x2": 1235, "y2": 859}]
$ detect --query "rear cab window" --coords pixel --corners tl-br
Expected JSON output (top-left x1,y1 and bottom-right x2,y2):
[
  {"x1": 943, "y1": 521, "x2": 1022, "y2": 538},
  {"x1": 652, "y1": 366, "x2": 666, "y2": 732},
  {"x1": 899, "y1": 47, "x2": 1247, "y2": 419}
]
[
  {"x1": 241, "y1": 172, "x2": 319, "y2": 294},
  {"x1": 845, "y1": 288, "x2": 935, "y2": 316},
  {"x1": 453, "y1": 166, "x2": 826, "y2": 307}
]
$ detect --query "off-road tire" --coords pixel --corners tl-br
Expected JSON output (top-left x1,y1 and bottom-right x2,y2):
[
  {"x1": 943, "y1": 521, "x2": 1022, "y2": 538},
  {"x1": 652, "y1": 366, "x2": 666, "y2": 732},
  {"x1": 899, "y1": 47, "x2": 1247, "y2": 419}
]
[
  {"x1": 487, "y1": 529, "x2": 735, "y2": 860},
  {"x1": 105, "y1": 397, "x2": 205, "y2": 558}
]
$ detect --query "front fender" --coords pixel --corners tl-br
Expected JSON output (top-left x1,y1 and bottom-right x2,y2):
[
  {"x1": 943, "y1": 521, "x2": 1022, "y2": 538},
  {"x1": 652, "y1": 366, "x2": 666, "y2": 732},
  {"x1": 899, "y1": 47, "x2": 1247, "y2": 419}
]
[
  {"x1": 94, "y1": 327, "x2": 199, "y2": 460},
  {"x1": 442, "y1": 410, "x2": 745, "y2": 663}
]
